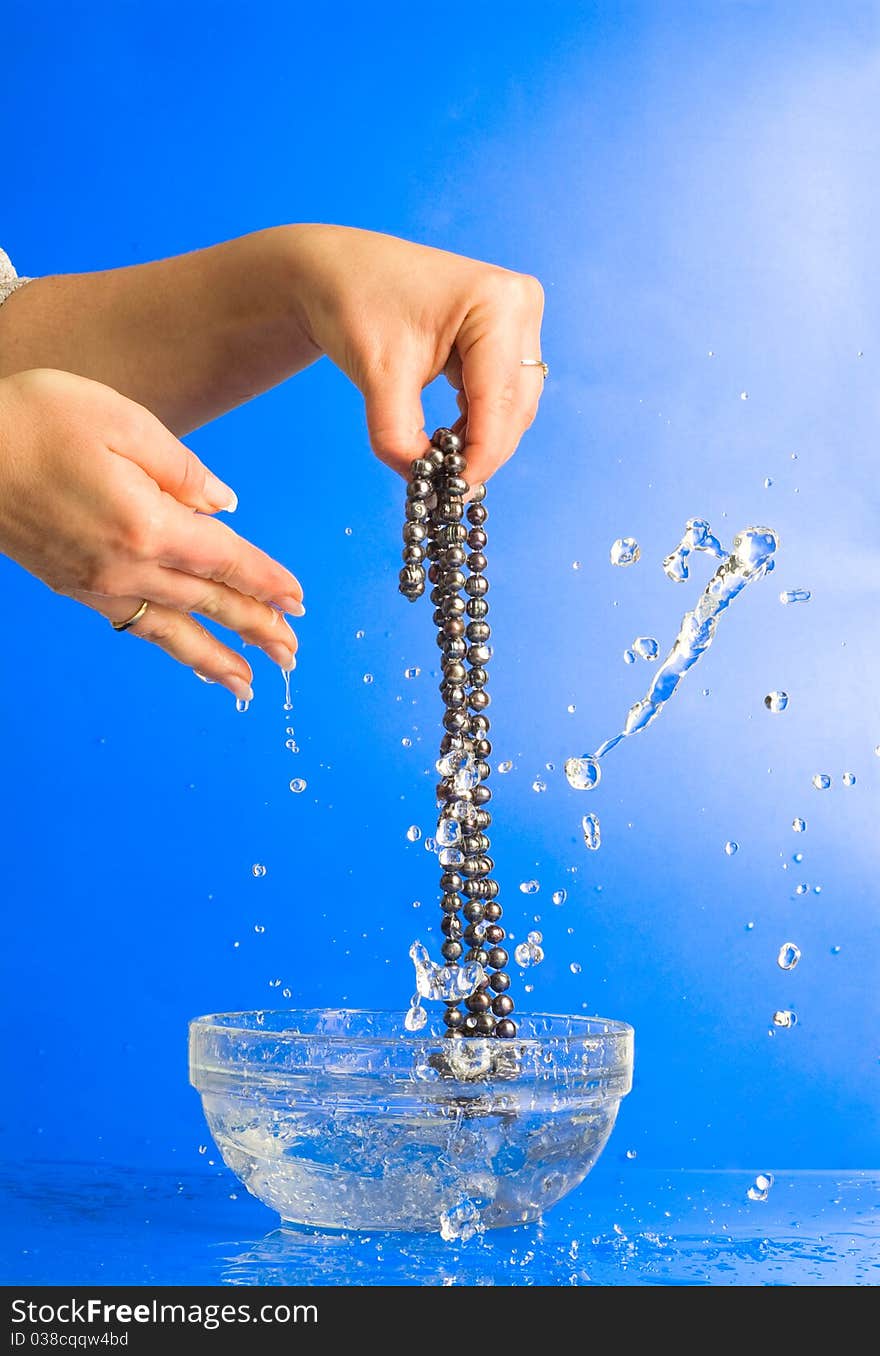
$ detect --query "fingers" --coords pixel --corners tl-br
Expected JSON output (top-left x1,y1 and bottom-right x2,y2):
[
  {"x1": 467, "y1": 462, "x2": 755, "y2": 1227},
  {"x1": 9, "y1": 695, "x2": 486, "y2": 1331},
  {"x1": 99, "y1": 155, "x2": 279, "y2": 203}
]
[
  {"x1": 110, "y1": 402, "x2": 237, "y2": 514},
  {"x1": 158, "y1": 505, "x2": 304, "y2": 612},
  {"x1": 133, "y1": 568, "x2": 298, "y2": 669},
  {"x1": 363, "y1": 360, "x2": 431, "y2": 476},
  {"x1": 79, "y1": 594, "x2": 255, "y2": 701}
]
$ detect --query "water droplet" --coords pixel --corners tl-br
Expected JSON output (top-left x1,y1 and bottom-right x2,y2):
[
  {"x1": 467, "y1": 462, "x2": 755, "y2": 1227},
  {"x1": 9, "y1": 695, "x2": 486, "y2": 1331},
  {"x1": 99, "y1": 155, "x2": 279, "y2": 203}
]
[
  {"x1": 777, "y1": 941, "x2": 801, "y2": 971},
  {"x1": 633, "y1": 636, "x2": 660, "y2": 661},
  {"x1": 363, "y1": 673, "x2": 374, "y2": 685},
  {"x1": 514, "y1": 939, "x2": 544, "y2": 967},
  {"x1": 708, "y1": 349, "x2": 715, "y2": 357},
  {"x1": 570, "y1": 961, "x2": 583, "y2": 974},
  {"x1": 625, "y1": 1149, "x2": 638, "y2": 1160},
  {"x1": 289, "y1": 778, "x2": 307, "y2": 793},
  {"x1": 830, "y1": 944, "x2": 842, "y2": 955},
  {"x1": 409, "y1": 940, "x2": 484, "y2": 1002},
  {"x1": 792, "y1": 817, "x2": 806, "y2": 832},
  {"x1": 406, "y1": 825, "x2": 422, "y2": 842},
  {"x1": 355, "y1": 629, "x2": 365, "y2": 639},
  {"x1": 780, "y1": 589, "x2": 811, "y2": 604},
  {"x1": 747, "y1": 1173, "x2": 774, "y2": 1202},
  {"x1": 842, "y1": 771, "x2": 856, "y2": 787},
  {"x1": 344, "y1": 526, "x2": 353, "y2": 536},
  {"x1": 438, "y1": 846, "x2": 463, "y2": 867},
  {"x1": 702, "y1": 688, "x2": 711, "y2": 697},
  {"x1": 401, "y1": 736, "x2": 412, "y2": 747},
  {"x1": 436, "y1": 817, "x2": 461, "y2": 848},
  {"x1": 282, "y1": 988, "x2": 291, "y2": 998},
  {"x1": 564, "y1": 755, "x2": 601, "y2": 791},
  {"x1": 724, "y1": 840, "x2": 739, "y2": 856},
  {"x1": 610, "y1": 537, "x2": 641, "y2": 567},
  {"x1": 764, "y1": 691, "x2": 789, "y2": 712},
  {"x1": 519, "y1": 880, "x2": 540, "y2": 895},
  {"x1": 745, "y1": 921, "x2": 755, "y2": 931},
  {"x1": 254, "y1": 923, "x2": 265, "y2": 933},
  {"x1": 795, "y1": 883, "x2": 808, "y2": 895},
  {"x1": 764, "y1": 477, "x2": 773, "y2": 488},
  {"x1": 739, "y1": 390, "x2": 749, "y2": 400},
  {"x1": 552, "y1": 889, "x2": 567, "y2": 906},
  {"x1": 567, "y1": 703, "x2": 576, "y2": 713},
  {"x1": 404, "y1": 666, "x2": 421, "y2": 679},
  {"x1": 772, "y1": 1009, "x2": 797, "y2": 1031},
  {"x1": 251, "y1": 863, "x2": 266, "y2": 878},
  {"x1": 545, "y1": 761, "x2": 555, "y2": 771},
  {"x1": 198, "y1": 1144, "x2": 207, "y2": 1155},
  {"x1": 497, "y1": 760, "x2": 513, "y2": 774},
  {"x1": 623, "y1": 648, "x2": 636, "y2": 664},
  {"x1": 582, "y1": 813, "x2": 601, "y2": 851},
  {"x1": 285, "y1": 738, "x2": 300, "y2": 752},
  {"x1": 532, "y1": 777, "x2": 547, "y2": 793},
  {"x1": 793, "y1": 851, "x2": 804, "y2": 863},
  {"x1": 812, "y1": 774, "x2": 831, "y2": 790},
  {"x1": 404, "y1": 996, "x2": 427, "y2": 1032},
  {"x1": 235, "y1": 697, "x2": 250, "y2": 713},
  {"x1": 572, "y1": 560, "x2": 582, "y2": 570}
]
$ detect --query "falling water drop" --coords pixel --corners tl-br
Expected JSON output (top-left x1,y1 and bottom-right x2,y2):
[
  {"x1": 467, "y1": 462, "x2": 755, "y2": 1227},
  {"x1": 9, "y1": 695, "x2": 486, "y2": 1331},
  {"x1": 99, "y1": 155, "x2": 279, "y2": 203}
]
[
  {"x1": 235, "y1": 697, "x2": 250, "y2": 713},
  {"x1": 780, "y1": 589, "x2": 811, "y2": 605},
  {"x1": 623, "y1": 649, "x2": 636, "y2": 664},
  {"x1": 842, "y1": 772, "x2": 856, "y2": 787},
  {"x1": 406, "y1": 825, "x2": 422, "y2": 842},
  {"x1": 582, "y1": 814, "x2": 601, "y2": 851},
  {"x1": 497, "y1": 760, "x2": 514, "y2": 774},
  {"x1": 792, "y1": 817, "x2": 806, "y2": 832},
  {"x1": 564, "y1": 756, "x2": 601, "y2": 791},
  {"x1": 363, "y1": 673, "x2": 374, "y2": 685},
  {"x1": 519, "y1": 880, "x2": 540, "y2": 895},
  {"x1": 777, "y1": 941, "x2": 801, "y2": 971},
  {"x1": 570, "y1": 961, "x2": 583, "y2": 974},
  {"x1": 532, "y1": 777, "x2": 548, "y2": 793},
  {"x1": 724, "y1": 841, "x2": 739, "y2": 856},
  {"x1": 633, "y1": 636, "x2": 660, "y2": 661},
  {"x1": 610, "y1": 537, "x2": 641, "y2": 567},
  {"x1": 764, "y1": 691, "x2": 789, "y2": 712},
  {"x1": 289, "y1": 778, "x2": 307, "y2": 793},
  {"x1": 251, "y1": 864, "x2": 267, "y2": 878},
  {"x1": 404, "y1": 666, "x2": 421, "y2": 679},
  {"x1": 772, "y1": 1010, "x2": 797, "y2": 1028},
  {"x1": 740, "y1": 391, "x2": 749, "y2": 401},
  {"x1": 552, "y1": 889, "x2": 567, "y2": 906},
  {"x1": 812, "y1": 774, "x2": 831, "y2": 790}
]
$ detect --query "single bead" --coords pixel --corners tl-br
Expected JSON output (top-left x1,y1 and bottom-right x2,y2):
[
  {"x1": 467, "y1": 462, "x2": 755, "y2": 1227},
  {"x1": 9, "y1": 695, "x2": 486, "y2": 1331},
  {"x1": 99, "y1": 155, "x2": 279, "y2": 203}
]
[
  {"x1": 466, "y1": 502, "x2": 488, "y2": 526},
  {"x1": 443, "y1": 661, "x2": 467, "y2": 685},
  {"x1": 443, "y1": 709, "x2": 469, "y2": 734},
  {"x1": 472, "y1": 738, "x2": 492, "y2": 760},
  {"x1": 436, "y1": 781, "x2": 456, "y2": 803},
  {"x1": 443, "y1": 595, "x2": 466, "y2": 617},
  {"x1": 405, "y1": 499, "x2": 429, "y2": 522},
  {"x1": 443, "y1": 1006, "x2": 465, "y2": 1029},
  {"x1": 459, "y1": 857, "x2": 481, "y2": 880},
  {"x1": 441, "y1": 524, "x2": 468, "y2": 544},
  {"x1": 443, "y1": 546, "x2": 467, "y2": 569},
  {"x1": 402, "y1": 544, "x2": 425, "y2": 565},
  {"x1": 441, "y1": 914, "x2": 463, "y2": 938},
  {"x1": 428, "y1": 446, "x2": 445, "y2": 469},
  {"x1": 445, "y1": 638, "x2": 468, "y2": 661},
  {"x1": 407, "y1": 477, "x2": 433, "y2": 499},
  {"x1": 469, "y1": 690, "x2": 491, "y2": 712},
  {"x1": 468, "y1": 668, "x2": 488, "y2": 691},
  {"x1": 440, "y1": 892, "x2": 462, "y2": 913},
  {"x1": 442, "y1": 684, "x2": 467, "y2": 709},
  {"x1": 445, "y1": 474, "x2": 468, "y2": 495},
  {"x1": 484, "y1": 924, "x2": 505, "y2": 945},
  {"x1": 469, "y1": 481, "x2": 487, "y2": 503},
  {"x1": 440, "y1": 871, "x2": 463, "y2": 892},
  {"x1": 465, "y1": 990, "x2": 491, "y2": 1014},
  {"x1": 443, "y1": 617, "x2": 466, "y2": 639},
  {"x1": 492, "y1": 994, "x2": 514, "y2": 1018},
  {"x1": 465, "y1": 575, "x2": 489, "y2": 598},
  {"x1": 466, "y1": 621, "x2": 491, "y2": 643},
  {"x1": 488, "y1": 970, "x2": 510, "y2": 992},
  {"x1": 495, "y1": 1019, "x2": 517, "y2": 1039},
  {"x1": 441, "y1": 940, "x2": 463, "y2": 962},
  {"x1": 470, "y1": 714, "x2": 491, "y2": 735},
  {"x1": 474, "y1": 809, "x2": 492, "y2": 830},
  {"x1": 483, "y1": 901, "x2": 502, "y2": 923},
  {"x1": 425, "y1": 539, "x2": 440, "y2": 560},
  {"x1": 484, "y1": 879, "x2": 500, "y2": 899},
  {"x1": 403, "y1": 521, "x2": 428, "y2": 544},
  {"x1": 466, "y1": 947, "x2": 489, "y2": 966},
  {"x1": 467, "y1": 551, "x2": 487, "y2": 573},
  {"x1": 462, "y1": 922, "x2": 484, "y2": 944},
  {"x1": 443, "y1": 569, "x2": 467, "y2": 593},
  {"x1": 473, "y1": 1011, "x2": 495, "y2": 1035},
  {"x1": 411, "y1": 457, "x2": 434, "y2": 478},
  {"x1": 442, "y1": 446, "x2": 466, "y2": 467},
  {"x1": 472, "y1": 784, "x2": 492, "y2": 805},
  {"x1": 467, "y1": 527, "x2": 488, "y2": 550},
  {"x1": 429, "y1": 585, "x2": 446, "y2": 605},
  {"x1": 437, "y1": 499, "x2": 464, "y2": 524},
  {"x1": 466, "y1": 597, "x2": 489, "y2": 619},
  {"x1": 462, "y1": 900, "x2": 485, "y2": 923},
  {"x1": 432, "y1": 428, "x2": 461, "y2": 453},
  {"x1": 475, "y1": 855, "x2": 494, "y2": 875},
  {"x1": 398, "y1": 564, "x2": 424, "y2": 595}
]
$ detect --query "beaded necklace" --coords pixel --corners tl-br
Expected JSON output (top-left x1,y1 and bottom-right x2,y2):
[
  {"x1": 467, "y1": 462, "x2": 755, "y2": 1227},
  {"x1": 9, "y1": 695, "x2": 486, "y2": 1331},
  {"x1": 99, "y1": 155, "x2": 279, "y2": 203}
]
[{"x1": 399, "y1": 428, "x2": 516, "y2": 1040}]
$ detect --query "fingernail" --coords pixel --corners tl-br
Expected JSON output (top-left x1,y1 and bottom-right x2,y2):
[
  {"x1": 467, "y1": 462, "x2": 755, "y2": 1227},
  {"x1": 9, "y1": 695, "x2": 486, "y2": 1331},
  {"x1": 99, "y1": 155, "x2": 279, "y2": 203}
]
[
  {"x1": 194, "y1": 670, "x2": 215, "y2": 685},
  {"x1": 205, "y1": 471, "x2": 238, "y2": 512},
  {"x1": 277, "y1": 595, "x2": 306, "y2": 617},
  {"x1": 229, "y1": 676, "x2": 254, "y2": 702},
  {"x1": 266, "y1": 642, "x2": 296, "y2": 668}
]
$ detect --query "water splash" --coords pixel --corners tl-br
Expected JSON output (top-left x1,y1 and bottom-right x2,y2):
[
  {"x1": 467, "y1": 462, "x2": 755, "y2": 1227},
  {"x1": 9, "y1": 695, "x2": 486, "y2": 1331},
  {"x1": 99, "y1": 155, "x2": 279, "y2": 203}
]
[
  {"x1": 282, "y1": 668, "x2": 293, "y2": 712},
  {"x1": 633, "y1": 636, "x2": 660, "y2": 661},
  {"x1": 592, "y1": 528, "x2": 779, "y2": 760},
  {"x1": 662, "y1": 518, "x2": 726, "y2": 583},
  {"x1": 409, "y1": 940, "x2": 484, "y2": 1002},
  {"x1": 514, "y1": 931, "x2": 545, "y2": 967},
  {"x1": 564, "y1": 755, "x2": 601, "y2": 791},
  {"x1": 404, "y1": 993, "x2": 427, "y2": 1032},
  {"x1": 610, "y1": 537, "x2": 641, "y2": 567}
]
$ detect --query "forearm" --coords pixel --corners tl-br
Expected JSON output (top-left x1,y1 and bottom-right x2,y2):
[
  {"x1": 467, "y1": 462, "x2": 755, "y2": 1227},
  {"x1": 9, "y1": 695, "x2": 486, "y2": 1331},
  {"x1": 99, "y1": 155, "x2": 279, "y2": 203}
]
[{"x1": 0, "y1": 227, "x2": 321, "y2": 435}]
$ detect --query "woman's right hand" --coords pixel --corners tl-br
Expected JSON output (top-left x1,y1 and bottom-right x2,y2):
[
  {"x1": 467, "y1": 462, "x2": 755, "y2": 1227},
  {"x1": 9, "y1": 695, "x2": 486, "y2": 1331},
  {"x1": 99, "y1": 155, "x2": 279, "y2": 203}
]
[{"x1": 0, "y1": 368, "x2": 303, "y2": 700}]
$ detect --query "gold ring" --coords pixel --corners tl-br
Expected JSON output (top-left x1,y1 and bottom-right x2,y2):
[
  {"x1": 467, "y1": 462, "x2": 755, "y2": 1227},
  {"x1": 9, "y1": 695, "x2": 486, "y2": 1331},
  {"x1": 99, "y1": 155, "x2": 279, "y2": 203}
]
[
  {"x1": 111, "y1": 600, "x2": 150, "y2": 632},
  {"x1": 520, "y1": 358, "x2": 549, "y2": 379}
]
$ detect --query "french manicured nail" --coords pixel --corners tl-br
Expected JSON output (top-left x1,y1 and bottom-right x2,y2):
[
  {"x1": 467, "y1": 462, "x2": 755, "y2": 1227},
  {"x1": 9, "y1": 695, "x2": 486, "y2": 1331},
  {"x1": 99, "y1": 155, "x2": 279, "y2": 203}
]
[
  {"x1": 205, "y1": 471, "x2": 237, "y2": 512},
  {"x1": 229, "y1": 676, "x2": 254, "y2": 702},
  {"x1": 266, "y1": 642, "x2": 296, "y2": 668},
  {"x1": 277, "y1": 595, "x2": 305, "y2": 617},
  {"x1": 194, "y1": 670, "x2": 215, "y2": 685}
]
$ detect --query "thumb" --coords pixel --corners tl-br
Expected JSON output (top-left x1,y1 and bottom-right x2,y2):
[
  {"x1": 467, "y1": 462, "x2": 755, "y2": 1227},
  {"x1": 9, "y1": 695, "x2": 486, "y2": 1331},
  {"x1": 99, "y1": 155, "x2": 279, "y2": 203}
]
[
  {"x1": 111, "y1": 404, "x2": 237, "y2": 513},
  {"x1": 363, "y1": 363, "x2": 430, "y2": 475}
]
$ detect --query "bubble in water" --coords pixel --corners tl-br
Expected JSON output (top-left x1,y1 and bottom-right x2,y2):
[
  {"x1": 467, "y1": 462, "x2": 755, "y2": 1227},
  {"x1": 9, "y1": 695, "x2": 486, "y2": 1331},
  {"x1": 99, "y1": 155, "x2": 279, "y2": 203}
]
[
  {"x1": 792, "y1": 817, "x2": 806, "y2": 832},
  {"x1": 610, "y1": 537, "x2": 641, "y2": 567},
  {"x1": 633, "y1": 636, "x2": 660, "y2": 661},
  {"x1": 842, "y1": 772, "x2": 856, "y2": 787},
  {"x1": 564, "y1": 755, "x2": 601, "y2": 791},
  {"x1": 570, "y1": 961, "x2": 583, "y2": 974},
  {"x1": 363, "y1": 673, "x2": 374, "y2": 685},
  {"x1": 777, "y1": 941, "x2": 801, "y2": 971},
  {"x1": 623, "y1": 649, "x2": 636, "y2": 664},
  {"x1": 251, "y1": 864, "x2": 266, "y2": 878},
  {"x1": 764, "y1": 691, "x2": 789, "y2": 712},
  {"x1": 436, "y1": 817, "x2": 462, "y2": 848},
  {"x1": 439, "y1": 1199, "x2": 483, "y2": 1243},
  {"x1": 289, "y1": 778, "x2": 307, "y2": 793},
  {"x1": 780, "y1": 589, "x2": 811, "y2": 604},
  {"x1": 406, "y1": 825, "x2": 422, "y2": 842},
  {"x1": 582, "y1": 814, "x2": 601, "y2": 851},
  {"x1": 812, "y1": 774, "x2": 831, "y2": 790},
  {"x1": 404, "y1": 666, "x2": 420, "y2": 679},
  {"x1": 552, "y1": 889, "x2": 568, "y2": 906},
  {"x1": 532, "y1": 777, "x2": 548, "y2": 793},
  {"x1": 235, "y1": 697, "x2": 250, "y2": 713},
  {"x1": 724, "y1": 841, "x2": 739, "y2": 856},
  {"x1": 519, "y1": 880, "x2": 540, "y2": 895}
]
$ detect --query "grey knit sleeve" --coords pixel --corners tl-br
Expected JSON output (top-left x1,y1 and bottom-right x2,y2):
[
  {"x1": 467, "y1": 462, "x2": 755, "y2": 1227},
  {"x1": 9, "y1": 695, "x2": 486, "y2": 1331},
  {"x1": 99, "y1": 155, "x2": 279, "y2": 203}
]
[{"x1": 0, "y1": 247, "x2": 32, "y2": 306}]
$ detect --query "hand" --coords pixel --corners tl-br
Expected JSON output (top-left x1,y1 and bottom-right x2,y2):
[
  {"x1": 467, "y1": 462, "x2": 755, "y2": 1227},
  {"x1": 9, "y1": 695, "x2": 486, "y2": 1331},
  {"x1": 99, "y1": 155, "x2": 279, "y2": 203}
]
[
  {"x1": 0, "y1": 369, "x2": 303, "y2": 699},
  {"x1": 286, "y1": 225, "x2": 546, "y2": 483}
]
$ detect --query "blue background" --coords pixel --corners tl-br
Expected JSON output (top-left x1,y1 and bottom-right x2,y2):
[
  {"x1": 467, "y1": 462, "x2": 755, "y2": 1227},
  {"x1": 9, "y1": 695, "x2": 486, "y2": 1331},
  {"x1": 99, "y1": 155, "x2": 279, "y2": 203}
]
[{"x1": 2, "y1": 0, "x2": 878, "y2": 1188}]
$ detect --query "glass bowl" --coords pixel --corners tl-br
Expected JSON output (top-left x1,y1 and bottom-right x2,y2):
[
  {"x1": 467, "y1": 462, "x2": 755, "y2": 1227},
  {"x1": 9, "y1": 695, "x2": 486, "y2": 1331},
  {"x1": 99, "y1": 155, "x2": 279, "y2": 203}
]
[{"x1": 189, "y1": 1008, "x2": 633, "y2": 1234}]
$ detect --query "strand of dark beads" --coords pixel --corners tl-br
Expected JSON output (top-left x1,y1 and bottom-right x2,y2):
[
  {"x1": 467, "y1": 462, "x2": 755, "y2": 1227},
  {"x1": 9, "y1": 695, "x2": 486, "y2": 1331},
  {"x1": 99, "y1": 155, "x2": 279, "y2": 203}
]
[{"x1": 399, "y1": 427, "x2": 517, "y2": 1040}]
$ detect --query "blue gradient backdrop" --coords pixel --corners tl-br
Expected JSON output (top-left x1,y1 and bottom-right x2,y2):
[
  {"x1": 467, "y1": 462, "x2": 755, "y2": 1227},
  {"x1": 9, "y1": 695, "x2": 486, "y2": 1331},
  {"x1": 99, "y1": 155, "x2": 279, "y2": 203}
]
[{"x1": 2, "y1": 0, "x2": 878, "y2": 1178}]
